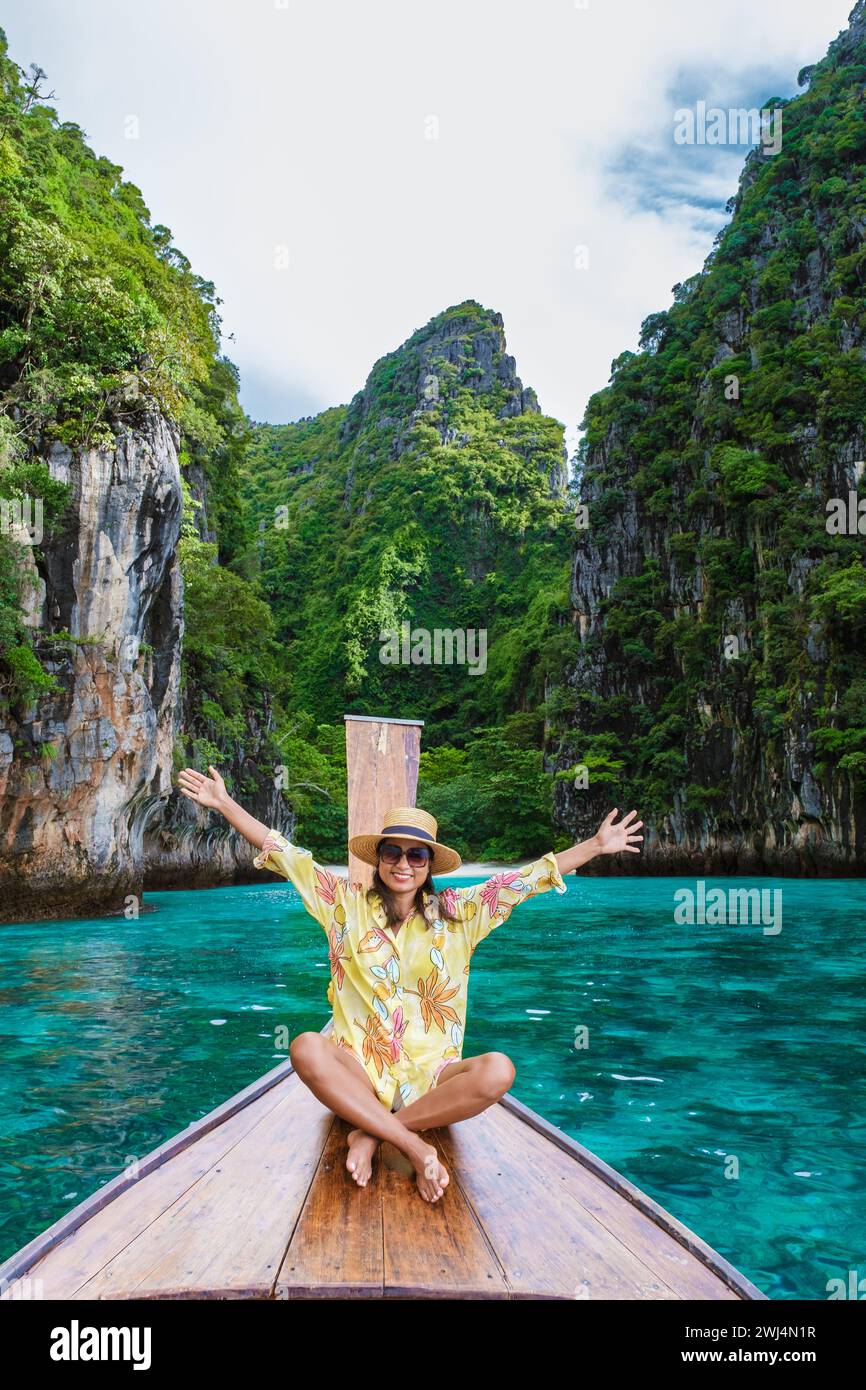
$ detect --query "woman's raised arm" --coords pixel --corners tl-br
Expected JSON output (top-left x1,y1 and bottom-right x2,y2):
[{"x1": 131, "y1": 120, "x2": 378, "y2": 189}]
[
  {"x1": 176, "y1": 765, "x2": 270, "y2": 849},
  {"x1": 177, "y1": 765, "x2": 345, "y2": 936}
]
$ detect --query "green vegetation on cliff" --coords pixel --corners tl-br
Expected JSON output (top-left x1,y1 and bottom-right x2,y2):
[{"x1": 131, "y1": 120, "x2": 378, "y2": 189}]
[
  {"x1": 243, "y1": 303, "x2": 573, "y2": 744},
  {"x1": 558, "y1": 14, "x2": 866, "y2": 832}
]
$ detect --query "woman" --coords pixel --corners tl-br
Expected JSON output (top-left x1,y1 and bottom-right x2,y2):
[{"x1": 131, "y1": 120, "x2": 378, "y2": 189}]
[{"x1": 177, "y1": 764, "x2": 643, "y2": 1204}]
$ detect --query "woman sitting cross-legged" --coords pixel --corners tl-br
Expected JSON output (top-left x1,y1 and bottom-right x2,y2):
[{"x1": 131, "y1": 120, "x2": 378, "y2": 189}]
[{"x1": 177, "y1": 765, "x2": 642, "y2": 1204}]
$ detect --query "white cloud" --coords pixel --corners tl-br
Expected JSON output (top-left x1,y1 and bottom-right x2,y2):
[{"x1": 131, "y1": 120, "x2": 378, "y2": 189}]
[{"x1": 2, "y1": 0, "x2": 854, "y2": 456}]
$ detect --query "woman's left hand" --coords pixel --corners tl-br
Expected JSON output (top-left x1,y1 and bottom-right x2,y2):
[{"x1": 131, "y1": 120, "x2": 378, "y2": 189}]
[{"x1": 594, "y1": 808, "x2": 643, "y2": 855}]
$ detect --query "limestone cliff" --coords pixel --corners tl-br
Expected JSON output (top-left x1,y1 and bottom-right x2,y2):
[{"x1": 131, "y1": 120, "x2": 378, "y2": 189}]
[
  {"x1": 548, "y1": 1, "x2": 866, "y2": 874},
  {"x1": 0, "y1": 413, "x2": 284, "y2": 921}
]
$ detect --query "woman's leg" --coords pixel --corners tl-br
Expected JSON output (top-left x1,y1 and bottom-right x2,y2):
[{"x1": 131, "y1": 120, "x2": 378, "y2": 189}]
[
  {"x1": 345, "y1": 1052, "x2": 516, "y2": 1145},
  {"x1": 393, "y1": 1052, "x2": 516, "y2": 1131},
  {"x1": 289, "y1": 1032, "x2": 449, "y2": 1201},
  {"x1": 328, "y1": 1043, "x2": 390, "y2": 1188}
]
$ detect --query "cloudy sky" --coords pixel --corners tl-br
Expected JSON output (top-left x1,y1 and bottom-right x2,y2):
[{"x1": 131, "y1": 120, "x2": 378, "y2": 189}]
[{"x1": 2, "y1": 0, "x2": 854, "y2": 457}]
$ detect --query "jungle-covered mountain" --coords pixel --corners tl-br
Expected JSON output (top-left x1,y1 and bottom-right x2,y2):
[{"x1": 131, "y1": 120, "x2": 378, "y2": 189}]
[
  {"x1": 240, "y1": 301, "x2": 577, "y2": 858},
  {"x1": 0, "y1": 26, "x2": 291, "y2": 917},
  {"x1": 548, "y1": 0, "x2": 866, "y2": 873}
]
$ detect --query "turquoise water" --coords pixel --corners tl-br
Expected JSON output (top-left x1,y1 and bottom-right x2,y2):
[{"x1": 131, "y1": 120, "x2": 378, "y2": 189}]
[{"x1": 1, "y1": 873, "x2": 864, "y2": 1298}]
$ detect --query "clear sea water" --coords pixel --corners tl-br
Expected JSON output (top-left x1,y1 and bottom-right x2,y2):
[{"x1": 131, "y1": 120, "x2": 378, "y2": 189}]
[{"x1": 1, "y1": 873, "x2": 864, "y2": 1299}]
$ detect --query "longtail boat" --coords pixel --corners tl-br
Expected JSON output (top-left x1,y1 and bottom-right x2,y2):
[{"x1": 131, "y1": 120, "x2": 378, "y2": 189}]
[{"x1": 0, "y1": 715, "x2": 766, "y2": 1301}]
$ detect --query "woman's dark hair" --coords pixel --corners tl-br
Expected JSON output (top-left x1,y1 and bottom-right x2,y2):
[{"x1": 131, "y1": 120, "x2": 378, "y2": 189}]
[{"x1": 364, "y1": 839, "x2": 460, "y2": 929}]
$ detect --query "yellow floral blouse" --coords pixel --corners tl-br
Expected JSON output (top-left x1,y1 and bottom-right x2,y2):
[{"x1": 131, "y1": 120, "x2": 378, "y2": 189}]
[{"x1": 253, "y1": 831, "x2": 569, "y2": 1111}]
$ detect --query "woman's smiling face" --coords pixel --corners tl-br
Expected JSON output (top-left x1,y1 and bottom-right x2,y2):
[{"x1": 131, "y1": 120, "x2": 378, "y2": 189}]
[{"x1": 377, "y1": 838, "x2": 431, "y2": 892}]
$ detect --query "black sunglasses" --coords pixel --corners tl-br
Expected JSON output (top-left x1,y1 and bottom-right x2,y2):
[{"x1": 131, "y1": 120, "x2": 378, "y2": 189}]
[{"x1": 378, "y1": 841, "x2": 432, "y2": 867}]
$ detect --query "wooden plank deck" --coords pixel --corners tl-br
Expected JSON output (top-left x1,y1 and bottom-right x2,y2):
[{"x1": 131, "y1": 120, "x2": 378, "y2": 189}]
[{"x1": 0, "y1": 1024, "x2": 765, "y2": 1301}]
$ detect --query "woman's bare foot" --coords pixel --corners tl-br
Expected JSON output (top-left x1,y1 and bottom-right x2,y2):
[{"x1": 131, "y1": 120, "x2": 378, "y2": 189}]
[
  {"x1": 346, "y1": 1127, "x2": 448, "y2": 1202},
  {"x1": 413, "y1": 1138, "x2": 449, "y2": 1203},
  {"x1": 346, "y1": 1127, "x2": 380, "y2": 1186}
]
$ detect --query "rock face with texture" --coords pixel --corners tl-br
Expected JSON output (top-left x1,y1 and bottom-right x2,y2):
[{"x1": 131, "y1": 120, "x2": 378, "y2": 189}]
[
  {"x1": 0, "y1": 412, "x2": 183, "y2": 919},
  {"x1": 0, "y1": 412, "x2": 282, "y2": 922},
  {"x1": 340, "y1": 304, "x2": 549, "y2": 456}
]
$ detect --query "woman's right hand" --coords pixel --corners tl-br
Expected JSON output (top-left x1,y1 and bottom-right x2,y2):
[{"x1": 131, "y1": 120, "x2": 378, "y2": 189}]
[{"x1": 177, "y1": 765, "x2": 228, "y2": 811}]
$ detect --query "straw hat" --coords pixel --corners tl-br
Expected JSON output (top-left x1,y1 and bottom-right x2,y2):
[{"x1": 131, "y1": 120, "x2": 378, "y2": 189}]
[{"x1": 348, "y1": 805, "x2": 462, "y2": 874}]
